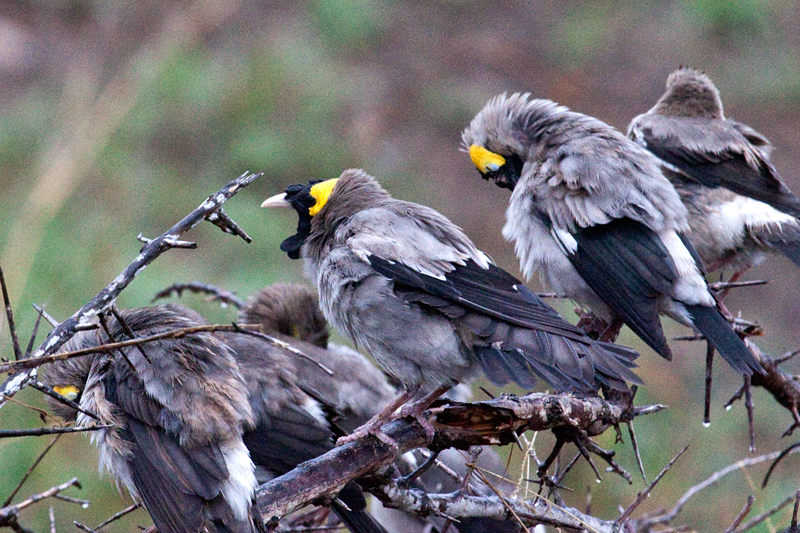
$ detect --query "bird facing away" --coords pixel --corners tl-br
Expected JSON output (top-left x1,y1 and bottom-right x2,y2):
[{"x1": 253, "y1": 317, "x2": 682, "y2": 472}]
[
  {"x1": 627, "y1": 67, "x2": 800, "y2": 275},
  {"x1": 238, "y1": 283, "x2": 396, "y2": 431},
  {"x1": 42, "y1": 307, "x2": 262, "y2": 533},
  {"x1": 217, "y1": 316, "x2": 390, "y2": 533},
  {"x1": 462, "y1": 92, "x2": 762, "y2": 375},
  {"x1": 262, "y1": 168, "x2": 641, "y2": 441}
]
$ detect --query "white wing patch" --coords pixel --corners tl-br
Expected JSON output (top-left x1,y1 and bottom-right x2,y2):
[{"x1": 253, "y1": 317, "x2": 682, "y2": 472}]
[
  {"x1": 550, "y1": 227, "x2": 578, "y2": 256},
  {"x1": 658, "y1": 230, "x2": 714, "y2": 306}
]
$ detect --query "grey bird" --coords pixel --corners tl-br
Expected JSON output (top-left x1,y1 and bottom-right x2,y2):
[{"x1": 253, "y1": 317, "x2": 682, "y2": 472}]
[
  {"x1": 42, "y1": 307, "x2": 262, "y2": 533},
  {"x1": 261, "y1": 168, "x2": 641, "y2": 439},
  {"x1": 627, "y1": 67, "x2": 800, "y2": 275},
  {"x1": 237, "y1": 283, "x2": 520, "y2": 533},
  {"x1": 219, "y1": 325, "x2": 390, "y2": 533},
  {"x1": 462, "y1": 92, "x2": 762, "y2": 374},
  {"x1": 157, "y1": 299, "x2": 390, "y2": 533}
]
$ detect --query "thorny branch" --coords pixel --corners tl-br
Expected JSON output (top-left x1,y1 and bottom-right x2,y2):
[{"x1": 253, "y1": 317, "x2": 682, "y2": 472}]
[
  {"x1": 0, "y1": 171, "x2": 262, "y2": 410},
  {"x1": 256, "y1": 392, "x2": 659, "y2": 531},
  {"x1": 0, "y1": 478, "x2": 82, "y2": 530}
]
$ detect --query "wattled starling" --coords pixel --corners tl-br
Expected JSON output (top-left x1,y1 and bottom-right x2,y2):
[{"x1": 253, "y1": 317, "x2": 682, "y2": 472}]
[
  {"x1": 628, "y1": 67, "x2": 800, "y2": 275},
  {"x1": 262, "y1": 168, "x2": 641, "y2": 440},
  {"x1": 462, "y1": 92, "x2": 762, "y2": 374},
  {"x1": 43, "y1": 307, "x2": 262, "y2": 533}
]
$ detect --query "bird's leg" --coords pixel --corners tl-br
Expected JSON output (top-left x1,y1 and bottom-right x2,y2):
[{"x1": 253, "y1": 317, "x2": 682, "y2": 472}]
[
  {"x1": 575, "y1": 308, "x2": 620, "y2": 341},
  {"x1": 599, "y1": 317, "x2": 625, "y2": 344},
  {"x1": 398, "y1": 383, "x2": 452, "y2": 442},
  {"x1": 335, "y1": 388, "x2": 415, "y2": 447}
]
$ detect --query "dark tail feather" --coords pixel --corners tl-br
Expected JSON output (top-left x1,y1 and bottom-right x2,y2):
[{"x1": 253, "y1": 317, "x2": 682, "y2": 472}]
[
  {"x1": 331, "y1": 482, "x2": 389, "y2": 533},
  {"x1": 773, "y1": 240, "x2": 800, "y2": 269},
  {"x1": 684, "y1": 304, "x2": 763, "y2": 375}
]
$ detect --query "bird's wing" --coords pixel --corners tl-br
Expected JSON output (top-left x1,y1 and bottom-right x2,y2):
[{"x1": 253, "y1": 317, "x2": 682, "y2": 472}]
[
  {"x1": 553, "y1": 217, "x2": 679, "y2": 360},
  {"x1": 105, "y1": 368, "x2": 234, "y2": 533},
  {"x1": 243, "y1": 404, "x2": 334, "y2": 477},
  {"x1": 630, "y1": 114, "x2": 800, "y2": 218}
]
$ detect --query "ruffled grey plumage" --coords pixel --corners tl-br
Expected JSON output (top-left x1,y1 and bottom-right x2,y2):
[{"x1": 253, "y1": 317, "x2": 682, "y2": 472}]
[
  {"x1": 42, "y1": 307, "x2": 260, "y2": 533},
  {"x1": 463, "y1": 92, "x2": 762, "y2": 374},
  {"x1": 284, "y1": 168, "x2": 641, "y2": 394}
]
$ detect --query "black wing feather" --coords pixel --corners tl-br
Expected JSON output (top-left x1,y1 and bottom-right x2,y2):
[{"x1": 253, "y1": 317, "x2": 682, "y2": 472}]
[
  {"x1": 369, "y1": 256, "x2": 591, "y2": 341},
  {"x1": 569, "y1": 218, "x2": 677, "y2": 360},
  {"x1": 642, "y1": 131, "x2": 800, "y2": 218},
  {"x1": 244, "y1": 406, "x2": 334, "y2": 477},
  {"x1": 369, "y1": 255, "x2": 641, "y2": 391}
]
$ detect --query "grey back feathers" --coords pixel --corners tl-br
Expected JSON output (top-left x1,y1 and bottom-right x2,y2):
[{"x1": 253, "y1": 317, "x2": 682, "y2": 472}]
[{"x1": 628, "y1": 67, "x2": 800, "y2": 272}]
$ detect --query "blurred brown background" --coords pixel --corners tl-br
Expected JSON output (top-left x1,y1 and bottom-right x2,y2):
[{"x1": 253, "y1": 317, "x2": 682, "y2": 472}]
[{"x1": 1, "y1": 1, "x2": 799, "y2": 531}]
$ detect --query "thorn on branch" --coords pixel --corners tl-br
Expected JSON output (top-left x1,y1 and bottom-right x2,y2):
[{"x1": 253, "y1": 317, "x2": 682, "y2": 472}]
[
  {"x1": 206, "y1": 207, "x2": 252, "y2": 243},
  {"x1": 31, "y1": 304, "x2": 59, "y2": 328},
  {"x1": 723, "y1": 495, "x2": 754, "y2": 533},
  {"x1": 1, "y1": 266, "x2": 23, "y2": 361},
  {"x1": 151, "y1": 281, "x2": 245, "y2": 309},
  {"x1": 616, "y1": 444, "x2": 689, "y2": 525}
]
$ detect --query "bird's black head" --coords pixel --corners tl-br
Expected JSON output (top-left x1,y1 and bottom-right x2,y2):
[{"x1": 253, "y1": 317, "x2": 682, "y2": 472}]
[
  {"x1": 468, "y1": 145, "x2": 523, "y2": 190},
  {"x1": 262, "y1": 178, "x2": 340, "y2": 259}
]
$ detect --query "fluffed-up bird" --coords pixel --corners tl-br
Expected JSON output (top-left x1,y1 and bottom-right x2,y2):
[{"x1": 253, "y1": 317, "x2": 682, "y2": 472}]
[
  {"x1": 42, "y1": 307, "x2": 263, "y2": 533},
  {"x1": 627, "y1": 67, "x2": 800, "y2": 275},
  {"x1": 218, "y1": 318, "x2": 389, "y2": 533},
  {"x1": 262, "y1": 168, "x2": 641, "y2": 440},
  {"x1": 462, "y1": 92, "x2": 762, "y2": 374}
]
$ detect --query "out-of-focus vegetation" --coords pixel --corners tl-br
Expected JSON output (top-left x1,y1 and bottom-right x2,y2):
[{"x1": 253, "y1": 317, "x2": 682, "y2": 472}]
[{"x1": 1, "y1": 1, "x2": 799, "y2": 531}]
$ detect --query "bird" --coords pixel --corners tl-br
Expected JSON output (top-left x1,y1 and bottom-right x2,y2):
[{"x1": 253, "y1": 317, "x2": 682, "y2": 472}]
[
  {"x1": 627, "y1": 67, "x2": 800, "y2": 276},
  {"x1": 461, "y1": 92, "x2": 763, "y2": 374},
  {"x1": 237, "y1": 282, "x2": 520, "y2": 533},
  {"x1": 218, "y1": 321, "x2": 390, "y2": 533},
  {"x1": 42, "y1": 306, "x2": 263, "y2": 533},
  {"x1": 261, "y1": 168, "x2": 641, "y2": 441}
]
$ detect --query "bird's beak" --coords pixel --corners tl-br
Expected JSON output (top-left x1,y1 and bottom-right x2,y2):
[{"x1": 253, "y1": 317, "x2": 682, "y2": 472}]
[{"x1": 261, "y1": 192, "x2": 290, "y2": 208}]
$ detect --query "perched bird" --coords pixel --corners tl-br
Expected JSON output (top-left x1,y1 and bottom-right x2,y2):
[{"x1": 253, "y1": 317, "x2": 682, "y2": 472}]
[
  {"x1": 262, "y1": 168, "x2": 641, "y2": 439},
  {"x1": 42, "y1": 307, "x2": 263, "y2": 533},
  {"x1": 461, "y1": 92, "x2": 762, "y2": 374},
  {"x1": 219, "y1": 325, "x2": 389, "y2": 533},
  {"x1": 238, "y1": 283, "x2": 520, "y2": 533},
  {"x1": 627, "y1": 67, "x2": 800, "y2": 275}
]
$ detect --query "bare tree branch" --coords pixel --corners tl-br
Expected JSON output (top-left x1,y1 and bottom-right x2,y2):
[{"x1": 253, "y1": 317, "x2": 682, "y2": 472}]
[
  {"x1": 0, "y1": 425, "x2": 113, "y2": 439},
  {"x1": 0, "y1": 171, "x2": 262, "y2": 410},
  {"x1": 0, "y1": 478, "x2": 81, "y2": 528},
  {"x1": 3, "y1": 434, "x2": 62, "y2": 507},
  {"x1": 256, "y1": 393, "x2": 657, "y2": 531}
]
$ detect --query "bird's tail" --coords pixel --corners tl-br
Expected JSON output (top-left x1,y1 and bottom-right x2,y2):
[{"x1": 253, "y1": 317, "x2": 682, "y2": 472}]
[
  {"x1": 684, "y1": 304, "x2": 763, "y2": 375},
  {"x1": 330, "y1": 482, "x2": 389, "y2": 533}
]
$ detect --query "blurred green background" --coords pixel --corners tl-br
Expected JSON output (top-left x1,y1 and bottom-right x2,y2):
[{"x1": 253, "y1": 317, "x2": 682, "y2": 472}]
[{"x1": 1, "y1": 0, "x2": 799, "y2": 531}]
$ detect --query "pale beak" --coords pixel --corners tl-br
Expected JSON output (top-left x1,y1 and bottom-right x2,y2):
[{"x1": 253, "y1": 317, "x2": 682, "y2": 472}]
[{"x1": 261, "y1": 192, "x2": 291, "y2": 208}]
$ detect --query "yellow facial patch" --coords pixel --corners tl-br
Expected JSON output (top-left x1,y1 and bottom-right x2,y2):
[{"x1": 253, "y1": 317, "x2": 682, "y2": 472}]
[
  {"x1": 308, "y1": 178, "x2": 339, "y2": 216},
  {"x1": 54, "y1": 385, "x2": 80, "y2": 401},
  {"x1": 469, "y1": 144, "x2": 506, "y2": 173}
]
